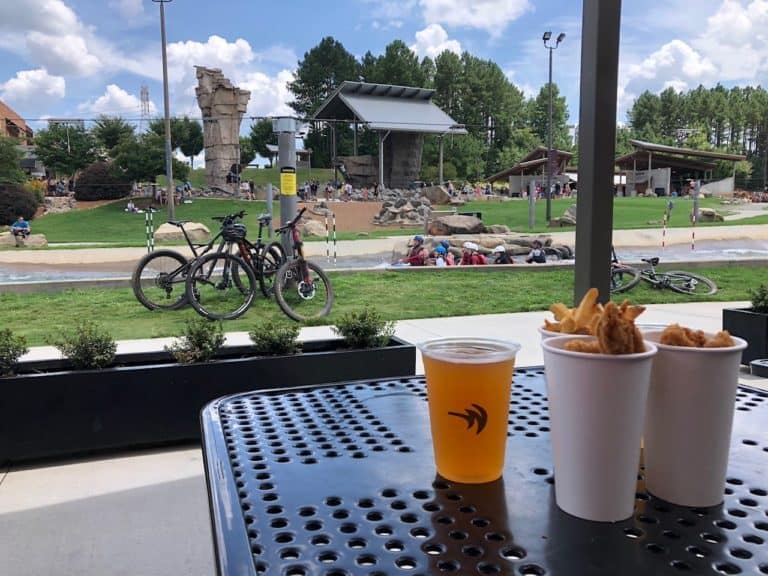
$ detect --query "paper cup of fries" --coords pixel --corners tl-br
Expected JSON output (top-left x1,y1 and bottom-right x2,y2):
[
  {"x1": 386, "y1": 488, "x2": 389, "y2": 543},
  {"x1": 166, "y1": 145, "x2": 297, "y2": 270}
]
[
  {"x1": 540, "y1": 289, "x2": 604, "y2": 340},
  {"x1": 542, "y1": 333, "x2": 657, "y2": 522},
  {"x1": 642, "y1": 328, "x2": 747, "y2": 507}
]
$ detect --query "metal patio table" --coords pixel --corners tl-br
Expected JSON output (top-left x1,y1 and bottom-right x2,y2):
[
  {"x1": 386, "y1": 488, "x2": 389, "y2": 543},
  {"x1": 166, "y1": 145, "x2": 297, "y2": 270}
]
[{"x1": 201, "y1": 368, "x2": 768, "y2": 575}]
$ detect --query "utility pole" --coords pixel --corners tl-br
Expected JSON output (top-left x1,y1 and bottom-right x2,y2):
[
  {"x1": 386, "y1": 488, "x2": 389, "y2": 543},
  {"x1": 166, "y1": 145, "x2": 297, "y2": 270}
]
[
  {"x1": 273, "y1": 117, "x2": 297, "y2": 254},
  {"x1": 543, "y1": 31, "x2": 566, "y2": 225},
  {"x1": 153, "y1": 0, "x2": 175, "y2": 220}
]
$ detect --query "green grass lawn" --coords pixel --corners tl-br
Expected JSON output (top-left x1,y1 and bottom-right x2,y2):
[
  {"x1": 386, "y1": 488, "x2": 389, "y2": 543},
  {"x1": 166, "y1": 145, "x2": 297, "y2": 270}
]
[
  {"x1": 3, "y1": 265, "x2": 762, "y2": 346},
  {"x1": 18, "y1": 195, "x2": 768, "y2": 247}
]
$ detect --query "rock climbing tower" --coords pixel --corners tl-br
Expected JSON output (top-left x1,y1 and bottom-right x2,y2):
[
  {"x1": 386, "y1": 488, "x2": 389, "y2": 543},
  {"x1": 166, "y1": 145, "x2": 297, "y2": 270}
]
[{"x1": 195, "y1": 66, "x2": 250, "y2": 189}]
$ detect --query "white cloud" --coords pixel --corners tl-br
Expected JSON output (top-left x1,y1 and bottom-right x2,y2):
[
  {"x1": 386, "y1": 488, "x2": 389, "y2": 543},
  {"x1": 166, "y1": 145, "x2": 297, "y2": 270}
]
[
  {"x1": 410, "y1": 24, "x2": 462, "y2": 59},
  {"x1": 238, "y1": 69, "x2": 295, "y2": 119},
  {"x1": 419, "y1": 0, "x2": 532, "y2": 35},
  {"x1": 362, "y1": 0, "x2": 417, "y2": 24},
  {"x1": 166, "y1": 35, "x2": 255, "y2": 85},
  {"x1": 26, "y1": 31, "x2": 102, "y2": 76},
  {"x1": 109, "y1": 0, "x2": 145, "y2": 21},
  {"x1": 0, "y1": 68, "x2": 65, "y2": 107},
  {"x1": 619, "y1": 0, "x2": 768, "y2": 112},
  {"x1": 78, "y1": 84, "x2": 157, "y2": 116},
  {"x1": 0, "y1": 0, "x2": 105, "y2": 77},
  {"x1": 255, "y1": 45, "x2": 299, "y2": 69}
]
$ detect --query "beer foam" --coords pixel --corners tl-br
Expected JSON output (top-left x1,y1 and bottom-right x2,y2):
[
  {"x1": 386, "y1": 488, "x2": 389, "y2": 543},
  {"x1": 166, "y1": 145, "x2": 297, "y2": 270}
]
[{"x1": 418, "y1": 338, "x2": 520, "y2": 364}]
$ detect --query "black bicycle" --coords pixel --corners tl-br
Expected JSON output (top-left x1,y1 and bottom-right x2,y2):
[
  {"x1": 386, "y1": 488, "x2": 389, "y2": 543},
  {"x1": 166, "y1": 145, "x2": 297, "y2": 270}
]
[
  {"x1": 131, "y1": 211, "x2": 284, "y2": 313},
  {"x1": 610, "y1": 248, "x2": 717, "y2": 296},
  {"x1": 273, "y1": 207, "x2": 334, "y2": 322}
]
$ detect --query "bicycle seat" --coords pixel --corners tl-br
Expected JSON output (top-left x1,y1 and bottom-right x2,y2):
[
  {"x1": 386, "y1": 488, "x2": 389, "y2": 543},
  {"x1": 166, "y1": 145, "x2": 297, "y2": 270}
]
[
  {"x1": 641, "y1": 257, "x2": 660, "y2": 266},
  {"x1": 167, "y1": 220, "x2": 188, "y2": 227},
  {"x1": 257, "y1": 214, "x2": 272, "y2": 223}
]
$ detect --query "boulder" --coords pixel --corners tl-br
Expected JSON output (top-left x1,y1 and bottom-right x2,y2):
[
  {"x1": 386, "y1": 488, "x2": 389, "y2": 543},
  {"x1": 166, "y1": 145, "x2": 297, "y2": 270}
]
[
  {"x1": 427, "y1": 215, "x2": 484, "y2": 236},
  {"x1": 421, "y1": 185, "x2": 451, "y2": 205},
  {"x1": 477, "y1": 236, "x2": 508, "y2": 249},
  {"x1": 0, "y1": 232, "x2": 48, "y2": 247},
  {"x1": 484, "y1": 224, "x2": 511, "y2": 234},
  {"x1": 300, "y1": 219, "x2": 328, "y2": 237},
  {"x1": 696, "y1": 208, "x2": 724, "y2": 222},
  {"x1": 154, "y1": 222, "x2": 211, "y2": 243},
  {"x1": 560, "y1": 204, "x2": 577, "y2": 226}
]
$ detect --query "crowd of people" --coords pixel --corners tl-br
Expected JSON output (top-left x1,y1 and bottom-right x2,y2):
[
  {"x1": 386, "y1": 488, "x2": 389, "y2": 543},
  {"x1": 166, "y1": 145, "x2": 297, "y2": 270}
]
[{"x1": 396, "y1": 235, "x2": 549, "y2": 267}]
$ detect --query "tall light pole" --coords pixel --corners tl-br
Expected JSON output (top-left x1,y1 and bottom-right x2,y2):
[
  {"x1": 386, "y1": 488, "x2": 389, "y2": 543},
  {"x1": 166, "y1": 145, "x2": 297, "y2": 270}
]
[
  {"x1": 153, "y1": 0, "x2": 174, "y2": 220},
  {"x1": 543, "y1": 31, "x2": 565, "y2": 225}
]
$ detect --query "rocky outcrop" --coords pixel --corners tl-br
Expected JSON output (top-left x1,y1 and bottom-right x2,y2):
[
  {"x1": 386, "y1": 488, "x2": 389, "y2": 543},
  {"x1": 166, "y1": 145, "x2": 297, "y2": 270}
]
[
  {"x1": 43, "y1": 197, "x2": 77, "y2": 214},
  {"x1": 0, "y1": 232, "x2": 48, "y2": 247},
  {"x1": 373, "y1": 191, "x2": 432, "y2": 226},
  {"x1": 196, "y1": 67, "x2": 250, "y2": 190},
  {"x1": 154, "y1": 222, "x2": 211, "y2": 243},
  {"x1": 484, "y1": 224, "x2": 511, "y2": 234},
  {"x1": 427, "y1": 214, "x2": 484, "y2": 235}
]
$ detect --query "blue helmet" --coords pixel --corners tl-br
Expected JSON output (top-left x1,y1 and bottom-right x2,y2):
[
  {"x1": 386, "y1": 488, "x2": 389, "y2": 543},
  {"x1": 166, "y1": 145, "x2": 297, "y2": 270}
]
[
  {"x1": 435, "y1": 245, "x2": 446, "y2": 254},
  {"x1": 413, "y1": 235, "x2": 424, "y2": 244},
  {"x1": 439, "y1": 240, "x2": 450, "y2": 250}
]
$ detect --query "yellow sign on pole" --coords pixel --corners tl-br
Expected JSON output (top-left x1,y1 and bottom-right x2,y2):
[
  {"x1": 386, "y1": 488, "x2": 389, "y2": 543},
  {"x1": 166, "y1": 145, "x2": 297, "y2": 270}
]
[{"x1": 280, "y1": 167, "x2": 297, "y2": 196}]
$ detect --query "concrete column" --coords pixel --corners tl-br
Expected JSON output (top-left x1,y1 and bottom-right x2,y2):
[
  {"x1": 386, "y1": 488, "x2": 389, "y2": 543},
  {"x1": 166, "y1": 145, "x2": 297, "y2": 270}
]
[
  {"x1": 574, "y1": 0, "x2": 622, "y2": 305},
  {"x1": 274, "y1": 117, "x2": 297, "y2": 253},
  {"x1": 438, "y1": 137, "x2": 444, "y2": 184}
]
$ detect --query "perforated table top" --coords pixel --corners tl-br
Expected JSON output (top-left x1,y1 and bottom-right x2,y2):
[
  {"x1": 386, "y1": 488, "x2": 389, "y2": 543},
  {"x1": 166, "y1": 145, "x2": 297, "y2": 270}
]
[{"x1": 200, "y1": 368, "x2": 768, "y2": 576}]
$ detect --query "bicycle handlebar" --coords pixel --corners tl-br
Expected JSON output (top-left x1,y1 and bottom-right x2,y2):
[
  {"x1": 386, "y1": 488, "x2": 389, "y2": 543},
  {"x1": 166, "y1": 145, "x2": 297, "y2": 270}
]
[
  {"x1": 276, "y1": 207, "x2": 307, "y2": 232},
  {"x1": 212, "y1": 210, "x2": 247, "y2": 224}
]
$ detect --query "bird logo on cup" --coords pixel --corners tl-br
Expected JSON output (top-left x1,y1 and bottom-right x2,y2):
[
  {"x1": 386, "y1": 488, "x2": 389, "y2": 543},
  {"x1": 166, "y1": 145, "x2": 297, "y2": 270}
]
[{"x1": 448, "y1": 404, "x2": 488, "y2": 434}]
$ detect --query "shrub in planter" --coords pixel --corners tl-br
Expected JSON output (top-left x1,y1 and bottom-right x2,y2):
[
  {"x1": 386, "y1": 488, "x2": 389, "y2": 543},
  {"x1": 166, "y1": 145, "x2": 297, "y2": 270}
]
[
  {"x1": 0, "y1": 329, "x2": 28, "y2": 377},
  {"x1": 249, "y1": 321, "x2": 300, "y2": 356},
  {"x1": 74, "y1": 161, "x2": 131, "y2": 201},
  {"x1": 166, "y1": 318, "x2": 225, "y2": 364},
  {"x1": 332, "y1": 306, "x2": 395, "y2": 349},
  {"x1": 749, "y1": 284, "x2": 768, "y2": 314},
  {"x1": 0, "y1": 184, "x2": 39, "y2": 224},
  {"x1": 52, "y1": 321, "x2": 117, "y2": 370},
  {"x1": 722, "y1": 283, "x2": 768, "y2": 364}
]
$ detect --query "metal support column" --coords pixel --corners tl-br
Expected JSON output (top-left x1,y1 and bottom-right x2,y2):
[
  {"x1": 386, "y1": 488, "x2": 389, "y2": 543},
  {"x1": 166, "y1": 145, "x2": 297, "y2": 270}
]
[
  {"x1": 574, "y1": 0, "x2": 622, "y2": 304},
  {"x1": 438, "y1": 136, "x2": 444, "y2": 184},
  {"x1": 378, "y1": 131, "x2": 390, "y2": 190},
  {"x1": 274, "y1": 117, "x2": 297, "y2": 254}
]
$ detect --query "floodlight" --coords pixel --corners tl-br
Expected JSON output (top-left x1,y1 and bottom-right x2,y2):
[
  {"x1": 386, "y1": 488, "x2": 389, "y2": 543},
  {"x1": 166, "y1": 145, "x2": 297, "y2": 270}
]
[{"x1": 542, "y1": 31, "x2": 552, "y2": 42}]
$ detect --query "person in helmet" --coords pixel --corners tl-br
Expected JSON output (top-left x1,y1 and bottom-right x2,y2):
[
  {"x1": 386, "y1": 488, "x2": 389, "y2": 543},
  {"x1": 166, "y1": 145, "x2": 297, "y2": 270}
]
[
  {"x1": 525, "y1": 239, "x2": 547, "y2": 264},
  {"x1": 459, "y1": 242, "x2": 487, "y2": 265},
  {"x1": 492, "y1": 245, "x2": 513, "y2": 264},
  {"x1": 433, "y1": 244, "x2": 448, "y2": 267},
  {"x1": 398, "y1": 235, "x2": 429, "y2": 266},
  {"x1": 438, "y1": 240, "x2": 455, "y2": 265}
]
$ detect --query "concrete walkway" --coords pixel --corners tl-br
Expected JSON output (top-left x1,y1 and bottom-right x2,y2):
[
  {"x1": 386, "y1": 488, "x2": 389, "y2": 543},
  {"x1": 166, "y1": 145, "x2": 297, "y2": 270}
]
[{"x1": 2, "y1": 302, "x2": 765, "y2": 576}]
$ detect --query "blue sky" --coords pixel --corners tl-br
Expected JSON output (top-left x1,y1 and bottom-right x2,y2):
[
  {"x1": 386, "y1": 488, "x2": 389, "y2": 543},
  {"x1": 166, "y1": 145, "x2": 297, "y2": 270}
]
[{"x1": 1, "y1": 0, "x2": 766, "y2": 138}]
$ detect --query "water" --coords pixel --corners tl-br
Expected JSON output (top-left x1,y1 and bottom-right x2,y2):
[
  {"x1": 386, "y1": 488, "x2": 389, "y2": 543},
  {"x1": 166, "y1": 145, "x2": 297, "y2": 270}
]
[{"x1": 2, "y1": 241, "x2": 767, "y2": 285}]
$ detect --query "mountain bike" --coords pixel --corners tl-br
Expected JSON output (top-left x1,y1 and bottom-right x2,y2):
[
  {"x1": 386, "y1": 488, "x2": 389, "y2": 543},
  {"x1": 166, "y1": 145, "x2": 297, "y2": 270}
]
[
  {"x1": 610, "y1": 248, "x2": 717, "y2": 296},
  {"x1": 273, "y1": 207, "x2": 334, "y2": 322},
  {"x1": 183, "y1": 214, "x2": 286, "y2": 320},
  {"x1": 131, "y1": 211, "x2": 283, "y2": 312}
]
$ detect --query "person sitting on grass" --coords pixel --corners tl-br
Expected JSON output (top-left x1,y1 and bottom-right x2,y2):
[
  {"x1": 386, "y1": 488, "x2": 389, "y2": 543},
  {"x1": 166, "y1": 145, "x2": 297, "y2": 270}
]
[
  {"x1": 525, "y1": 239, "x2": 547, "y2": 264},
  {"x1": 397, "y1": 235, "x2": 429, "y2": 266},
  {"x1": 492, "y1": 245, "x2": 513, "y2": 264}
]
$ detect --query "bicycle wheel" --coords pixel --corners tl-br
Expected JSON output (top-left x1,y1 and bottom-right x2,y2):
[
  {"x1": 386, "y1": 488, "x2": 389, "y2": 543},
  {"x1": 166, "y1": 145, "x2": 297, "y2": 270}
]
[
  {"x1": 665, "y1": 271, "x2": 718, "y2": 296},
  {"x1": 186, "y1": 252, "x2": 256, "y2": 320},
  {"x1": 274, "y1": 259, "x2": 334, "y2": 322},
  {"x1": 610, "y1": 264, "x2": 642, "y2": 294},
  {"x1": 257, "y1": 242, "x2": 286, "y2": 297},
  {"x1": 131, "y1": 249, "x2": 189, "y2": 310}
]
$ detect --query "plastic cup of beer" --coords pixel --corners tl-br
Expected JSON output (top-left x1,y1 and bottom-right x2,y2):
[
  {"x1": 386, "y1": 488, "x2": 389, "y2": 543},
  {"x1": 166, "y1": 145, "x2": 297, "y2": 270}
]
[{"x1": 418, "y1": 337, "x2": 520, "y2": 483}]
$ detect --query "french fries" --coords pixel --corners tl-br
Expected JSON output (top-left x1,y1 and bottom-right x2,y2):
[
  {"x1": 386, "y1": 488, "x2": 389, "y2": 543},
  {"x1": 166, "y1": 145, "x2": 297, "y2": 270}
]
[
  {"x1": 543, "y1": 288, "x2": 604, "y2": 335},
  {"x1": 543, "y1": 288, "x2": 648, "y2": 354}
]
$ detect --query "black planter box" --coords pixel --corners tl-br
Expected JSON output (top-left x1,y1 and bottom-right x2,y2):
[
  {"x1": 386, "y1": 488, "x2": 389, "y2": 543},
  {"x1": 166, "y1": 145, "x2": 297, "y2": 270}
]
[
  {"x1": 722, "y1": 308, "x2": 768, "y2": 365},
  {"x1": 0, "y1": 337, "x2": 415, "y2": 465}
]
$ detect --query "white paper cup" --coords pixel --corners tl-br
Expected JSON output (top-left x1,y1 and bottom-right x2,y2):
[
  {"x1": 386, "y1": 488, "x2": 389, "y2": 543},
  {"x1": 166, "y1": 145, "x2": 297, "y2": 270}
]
[
  {"x1": 642, "y1": 330, "x2": 747, "y2": 507},
  {"x1": 538, "y1": 326, "x2": 592, "y2": 341},
  {"x1": 543, "y1": 336, "x2": 657, "y2": 522}
]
